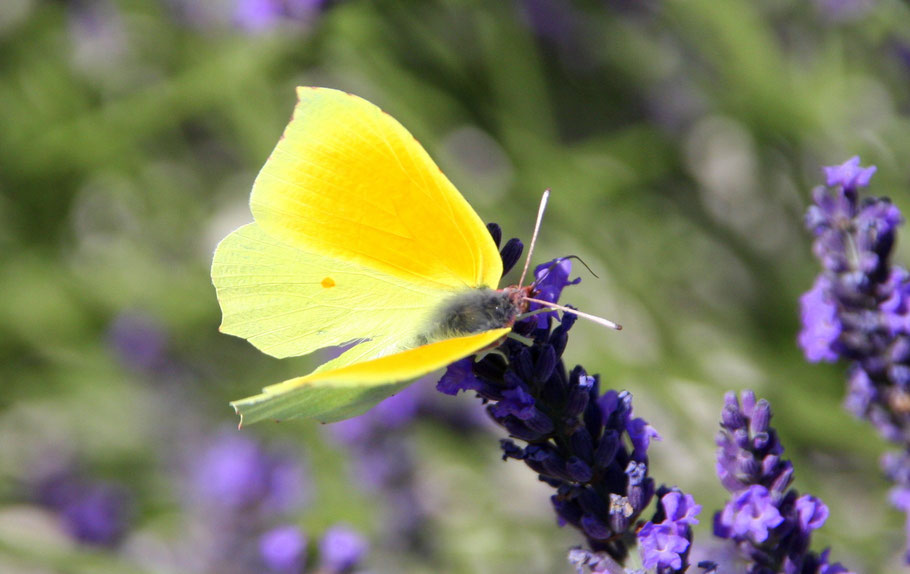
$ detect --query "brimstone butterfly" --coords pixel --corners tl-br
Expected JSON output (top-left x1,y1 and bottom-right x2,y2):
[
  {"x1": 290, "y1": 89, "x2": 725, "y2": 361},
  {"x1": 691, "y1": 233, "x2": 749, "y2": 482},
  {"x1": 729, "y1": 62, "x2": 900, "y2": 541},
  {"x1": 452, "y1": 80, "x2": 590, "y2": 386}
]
[{"x1": 211, "y1": 87, "x2": 615, "y2": 426}]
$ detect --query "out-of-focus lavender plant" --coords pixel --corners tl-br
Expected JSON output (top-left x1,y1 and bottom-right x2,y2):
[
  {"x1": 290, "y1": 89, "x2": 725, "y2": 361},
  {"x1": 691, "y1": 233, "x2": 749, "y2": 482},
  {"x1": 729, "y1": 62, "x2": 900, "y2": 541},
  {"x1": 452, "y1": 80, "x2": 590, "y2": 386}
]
[
  {"x1": 232, "y1": 0, "x2": 325, "y2": 33},
  {"x1": 106, "y1": 312, "x2": 171, "y2": 375},
  {"x1": 186, "y1": 430, "x2": 370, "y2": 573},
  {"x1": 798, "y1": 156, "x2": 910, "y2": 560},
  {"x1": 326, "y1": 385, "x2": 432, "y2": 554},
  {"x1": 257, "y1": 523, "x2": 368, "y2": 574},
  {"x1": 32, "y1": 463, "x2": 132, "y2": 548},
  {"x1": 439, "y1": 225, "x2": 698, "y2": 573},
  {"x1": 702, "y1": 391, "x2": 853, "y2": 574},
  {"x1": 187, "y1": 431, "x2": 307, "y2": 573}
]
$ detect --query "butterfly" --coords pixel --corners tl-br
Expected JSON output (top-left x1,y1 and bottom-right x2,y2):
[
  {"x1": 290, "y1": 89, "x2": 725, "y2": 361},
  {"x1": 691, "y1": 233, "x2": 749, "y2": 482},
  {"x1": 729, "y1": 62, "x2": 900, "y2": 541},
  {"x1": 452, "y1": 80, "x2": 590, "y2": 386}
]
[{"x1": 211, "y1": 87, "x2": 617, "y2": 426}]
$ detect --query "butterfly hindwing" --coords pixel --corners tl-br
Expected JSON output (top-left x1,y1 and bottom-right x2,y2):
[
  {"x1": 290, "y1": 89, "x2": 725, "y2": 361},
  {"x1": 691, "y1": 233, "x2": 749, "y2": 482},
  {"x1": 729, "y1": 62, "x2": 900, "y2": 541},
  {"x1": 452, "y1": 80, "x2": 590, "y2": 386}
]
[{"x1": 231, "y1": 328, "x2": 511, "y2": 424}]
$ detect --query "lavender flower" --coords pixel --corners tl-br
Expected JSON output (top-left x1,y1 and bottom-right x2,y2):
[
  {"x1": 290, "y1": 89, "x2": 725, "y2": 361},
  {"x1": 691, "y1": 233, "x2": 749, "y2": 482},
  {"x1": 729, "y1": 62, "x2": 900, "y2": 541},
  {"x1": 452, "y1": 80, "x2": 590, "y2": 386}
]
[
  {"x1": 637, "y1": 490, "x2": 700, "y2": 572},
  {"x1": 319, "y1": 525, "x2": 368, "y2": 573},
  {"x1": 438, "y1": 226, "x2": 696, "y2": 570},
  {"x1": 191, "y1": 431, "x2": 306, "y2": 514},
  {"x1": 800, "y1": 156, "x2": 910, "y2": 561},
  {"x1": 233, "y1": 0, "x2": 325, "y2": 33},
  {"x1": 324, "y1": 385, "x2": 430, "y2": 553},
  {"x1": 106, "y1": 312, "x2": 170, "y2": 374},
  {"x1": 260, "y1": 525, "x2": 307, "y2": 573},
  {"x1": 34, "y1": 466, "x2": 131, "y2": 548},
  {"x1": 711, "y1": 391, "x2": 853, "y2": 573}
]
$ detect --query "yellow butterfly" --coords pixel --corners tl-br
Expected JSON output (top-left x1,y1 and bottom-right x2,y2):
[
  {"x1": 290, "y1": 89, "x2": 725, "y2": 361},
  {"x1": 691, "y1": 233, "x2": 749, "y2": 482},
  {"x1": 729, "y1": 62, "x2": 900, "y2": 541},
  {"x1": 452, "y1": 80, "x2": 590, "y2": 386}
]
[{"x1": 212, "y1": 87, "x2": 536, "y2": 425}]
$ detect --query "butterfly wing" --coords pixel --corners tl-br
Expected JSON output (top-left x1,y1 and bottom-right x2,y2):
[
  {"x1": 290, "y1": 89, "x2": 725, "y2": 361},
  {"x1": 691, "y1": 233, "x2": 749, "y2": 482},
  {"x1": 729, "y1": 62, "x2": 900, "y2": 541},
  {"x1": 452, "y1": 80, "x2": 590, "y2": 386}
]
[
  {"x1": 212, "y1": 223, "x2": 441, "y2": 359},
  {"x1": 250, "y1": 87, "x2": 503, "y2": 290},
  {"x1": 231, "y1": 328, "x2": 510, "y2": 425}
]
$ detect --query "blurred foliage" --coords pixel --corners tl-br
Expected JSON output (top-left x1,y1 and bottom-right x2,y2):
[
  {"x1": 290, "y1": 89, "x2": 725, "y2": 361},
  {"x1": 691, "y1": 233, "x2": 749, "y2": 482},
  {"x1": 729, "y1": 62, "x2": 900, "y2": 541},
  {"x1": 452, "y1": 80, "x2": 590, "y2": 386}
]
[{"x1": 2, "y1": 0, "x2": 910, "y2": 572}]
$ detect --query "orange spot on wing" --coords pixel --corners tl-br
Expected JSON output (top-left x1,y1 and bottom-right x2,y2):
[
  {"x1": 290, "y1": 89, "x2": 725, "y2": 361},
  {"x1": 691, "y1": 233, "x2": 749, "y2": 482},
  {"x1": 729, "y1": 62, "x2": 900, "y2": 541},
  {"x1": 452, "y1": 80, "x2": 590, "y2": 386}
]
[{"x1": 321, "y1": 277, "x2": 336, "y2": 288}]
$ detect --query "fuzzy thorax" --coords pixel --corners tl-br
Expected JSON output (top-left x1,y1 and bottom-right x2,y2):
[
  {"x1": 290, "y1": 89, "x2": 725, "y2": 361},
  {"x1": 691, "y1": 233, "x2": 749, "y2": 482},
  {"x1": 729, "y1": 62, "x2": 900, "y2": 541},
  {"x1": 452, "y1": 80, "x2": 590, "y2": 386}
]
[{"x1": 416, "y1": 287, "x2": 526, "y2": 345}]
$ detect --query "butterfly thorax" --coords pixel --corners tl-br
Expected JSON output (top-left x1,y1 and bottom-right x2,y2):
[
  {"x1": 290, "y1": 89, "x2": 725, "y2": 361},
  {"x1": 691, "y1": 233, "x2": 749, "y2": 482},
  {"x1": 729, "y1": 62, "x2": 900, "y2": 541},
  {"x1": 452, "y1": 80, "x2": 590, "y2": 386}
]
[{"x1": 416, "y1": 286, "x2": 530, "y2": 345}]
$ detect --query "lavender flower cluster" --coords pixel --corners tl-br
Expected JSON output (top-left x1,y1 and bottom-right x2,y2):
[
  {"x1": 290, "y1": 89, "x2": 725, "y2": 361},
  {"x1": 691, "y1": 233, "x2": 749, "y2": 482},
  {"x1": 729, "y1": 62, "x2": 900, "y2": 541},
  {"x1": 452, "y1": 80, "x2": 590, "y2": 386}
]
[
  {"x1": 704, "y1": 391, "x2": 852, "y2": 574},
  {"x1": 437, "y1": 226, "x2": 697, "y2": 572},
  {"x1": 798, "y1": 156, "x2": 910, "y2": 560}
]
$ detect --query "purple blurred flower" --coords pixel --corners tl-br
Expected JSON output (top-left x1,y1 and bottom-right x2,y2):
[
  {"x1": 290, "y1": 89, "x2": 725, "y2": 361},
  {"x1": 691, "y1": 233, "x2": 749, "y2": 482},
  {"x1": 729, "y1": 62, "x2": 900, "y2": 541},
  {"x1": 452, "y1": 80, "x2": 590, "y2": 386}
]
[
  {"x1": 106, "y1": 312, "x2": 169, "y2": 373},
  {"x1": 34, "y1": 467, "x2": 131, "y2": 548},
  {"x1": 329, "y1": 384, "x2": 421, "y2": 444},
  {"x1": 813, "y1": 0, "x2": 877, "y2": 23},
  {"x1": 60, "y1": 482, "x2": 131, "y2": 547},
  {"x1": 192, "y1": 431, "x2": 306, "y2": 513},
  {"x1": 260, "y1": 525, "x2": 307, "y2": 573},
  {"x1": 319, "y1": 526, "x2": 367, "y2": 573},
  {"x1": 324, "y1": 384, "x2": 430, "y2": 553},
  {"x1": 233, "y1": 0, "x2": 324, "y2": 33}
]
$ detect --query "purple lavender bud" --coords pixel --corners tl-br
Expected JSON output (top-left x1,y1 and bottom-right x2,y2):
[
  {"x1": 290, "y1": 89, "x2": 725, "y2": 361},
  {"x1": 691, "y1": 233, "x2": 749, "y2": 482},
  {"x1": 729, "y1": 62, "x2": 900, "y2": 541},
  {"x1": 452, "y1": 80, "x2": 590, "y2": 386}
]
[
  {"x1": 500, "y1": 237, "x2": 524, "y2": 276},
  {"x1": 577, "y1": 486, "x2": 608, "y2": 518},
  {"x1": 798, "y1": 275, "x2": 843, "y2": 363},
  {"x1": 768, "y1": 461, "x2": 795, "y2": 495},
  {"x1": 581, "y1": 514, "x2": 612, "y2": 540},
  {"x1": 720, "y1": 401, "x2": 746, "y2": 431},
  {"x1": 535, "y1": 345, "x2": 558, "y2": 383},
  {"x1": 607, "y1": 495, "x2": 632, "y2": 533},
  {"x1": 552, "y1": 494, "x2": 584, "y2": 527},
  {"x1": 626, "y1": 418, "x2": 661, "y2": 459},
  {"x1": 565, "y1": 375, "x2": 593, "y2": 417},
  {"x1": 498, "y1": 415, "x2": 547, "y2": 441},
  {"x1": 260, "y1": 525, "x2": 307, "y2": 573},
  {"x1": 569, "y1": 427, "x2": 595, "y2": 463},
  {"x1": 525, "y1": 408, "x2": 556, "y2": 434},
  {"x1": 319, "y1": 526, "x2": 367, "y2": 573},
  {"x1": 567, "y1": 457, "x2": 593, "y2": 483},
  {"x1": 486, "y1": 222, "x2": 503, "y2": 247},
  {"x1": 513, "y1": 347, "x2": 536, "y2": 382},
  {"x1": 500, "y1": 439, "x2": 525, "y2": 460},
  {"x1": 550, "y1": 324, "x2": 570, "y2": 357},
  {"x1": 748, "y1": 400, "x2": 772, "y2": 435},
  {"x1": 625, "y1": 461, "x2": 646, "y2": 487},
  {"x1": 523, "y1": 445, "x2": 551, "y2": 474},
  {"x1": 593, "y1": 430, "x2": 620, "y2": 470},
  {"x1": 626, "y1": 481, "x2": 652, "y2": 517},
  {"x1": 823, "y1": 156, "x2": 877, "y2": 191},
  {"x1": 490, "y1": 386, "x2": 536, "y2": 419},
  {"x1": 795, "y1": 495, "x2": 829, "y2": 533}
]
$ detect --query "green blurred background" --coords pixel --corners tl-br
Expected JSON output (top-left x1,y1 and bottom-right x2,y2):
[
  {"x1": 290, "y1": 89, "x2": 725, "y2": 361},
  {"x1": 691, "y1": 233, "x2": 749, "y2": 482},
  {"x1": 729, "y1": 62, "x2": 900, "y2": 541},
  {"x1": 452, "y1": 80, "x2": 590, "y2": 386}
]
[{"x1": 1, "y1": 0, "x2": 908, "y2": 572}]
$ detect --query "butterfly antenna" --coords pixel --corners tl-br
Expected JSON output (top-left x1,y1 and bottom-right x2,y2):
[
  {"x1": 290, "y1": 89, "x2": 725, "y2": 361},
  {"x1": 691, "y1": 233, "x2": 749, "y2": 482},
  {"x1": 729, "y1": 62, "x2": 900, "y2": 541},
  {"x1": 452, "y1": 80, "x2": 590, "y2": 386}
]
[
  {"x1": 524, "y1": 297, "x2": 623, "y2": 331},
  {"x1": 518, "y1": 189, "x2": 550, "y2": 288}
]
